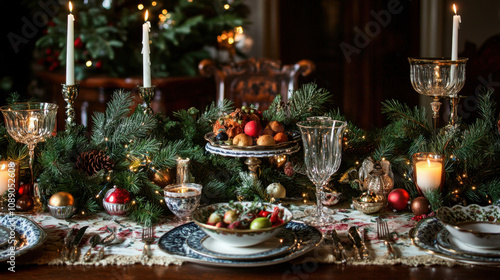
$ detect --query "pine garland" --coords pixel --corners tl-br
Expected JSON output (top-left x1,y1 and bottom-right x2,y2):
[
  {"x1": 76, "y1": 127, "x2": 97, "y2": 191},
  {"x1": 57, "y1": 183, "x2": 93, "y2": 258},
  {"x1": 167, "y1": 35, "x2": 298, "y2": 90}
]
[{"x1": 1, "y1": 83, "x2": 498, "y2": 224}]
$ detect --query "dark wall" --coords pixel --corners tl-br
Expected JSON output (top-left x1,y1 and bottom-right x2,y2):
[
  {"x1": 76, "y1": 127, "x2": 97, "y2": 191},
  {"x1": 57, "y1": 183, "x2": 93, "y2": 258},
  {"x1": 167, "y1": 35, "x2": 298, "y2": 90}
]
[{"x1": 279, "y1": 0, "x2": 420, "y2": 129}]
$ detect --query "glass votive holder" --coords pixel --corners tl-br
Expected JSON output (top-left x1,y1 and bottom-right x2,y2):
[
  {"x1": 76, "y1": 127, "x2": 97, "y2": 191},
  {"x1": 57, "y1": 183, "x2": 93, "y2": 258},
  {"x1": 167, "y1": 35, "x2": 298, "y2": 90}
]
[
  {"x1": 412, "y1": 153, "x2": 445, "y2": 197},
  {"x1": 164, "y1": 183, "x2": 202, "y2": 221}
]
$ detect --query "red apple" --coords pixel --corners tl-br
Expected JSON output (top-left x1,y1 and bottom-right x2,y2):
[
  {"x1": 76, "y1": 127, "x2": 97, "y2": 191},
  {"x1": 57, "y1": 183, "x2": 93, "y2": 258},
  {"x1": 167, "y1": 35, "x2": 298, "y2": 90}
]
[{"x1": 244, "y1": 121, "x2": 261, "y2": 138}]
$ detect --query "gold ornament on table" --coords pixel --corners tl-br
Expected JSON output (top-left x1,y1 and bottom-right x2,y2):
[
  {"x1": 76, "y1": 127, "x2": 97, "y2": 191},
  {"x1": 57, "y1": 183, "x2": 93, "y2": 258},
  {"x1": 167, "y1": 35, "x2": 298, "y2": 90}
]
[
  {"x1": 48, "y1": 191, "x2": 76, "y2": 219},
  {"x1": 138, "y1": 86, "x2": 156, "y2": 115},
  {"x1": 352, "y1": 191, "x2": 386, "y2": 214},
  {"x1": 61, "y1": 84, "x2": 79, "y2": 131}
]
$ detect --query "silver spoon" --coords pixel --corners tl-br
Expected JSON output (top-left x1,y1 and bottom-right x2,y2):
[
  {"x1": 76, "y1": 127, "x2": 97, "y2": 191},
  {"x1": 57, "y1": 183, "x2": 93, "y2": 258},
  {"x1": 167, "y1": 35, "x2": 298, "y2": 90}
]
[{"x1": 84, "y1": 234, "x2": 101, "y2": 262}]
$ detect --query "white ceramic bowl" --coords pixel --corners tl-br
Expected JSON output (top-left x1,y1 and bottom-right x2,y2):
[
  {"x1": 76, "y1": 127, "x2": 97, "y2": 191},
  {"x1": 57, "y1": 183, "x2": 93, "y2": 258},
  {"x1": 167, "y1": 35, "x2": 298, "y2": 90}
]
[
  {"x1": 436, "y1": 204, "x2": 500, "y2": 249},
  {"x1": 191, "y1": 202, "x2": 293, "y2": 247}
]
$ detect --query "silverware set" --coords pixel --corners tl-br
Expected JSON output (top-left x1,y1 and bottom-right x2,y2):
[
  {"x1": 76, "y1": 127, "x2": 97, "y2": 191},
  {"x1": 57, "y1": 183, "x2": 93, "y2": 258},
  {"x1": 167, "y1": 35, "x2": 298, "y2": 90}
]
[
  {"x1": 325, "y1": 222, "x2": 399, "y2": 262},
  {"x1": 61, "y1": 226, "x2": 116, "y2": 262},
  {"x1": 60, "y1": 226, "x2": 88, "y2": 262}
]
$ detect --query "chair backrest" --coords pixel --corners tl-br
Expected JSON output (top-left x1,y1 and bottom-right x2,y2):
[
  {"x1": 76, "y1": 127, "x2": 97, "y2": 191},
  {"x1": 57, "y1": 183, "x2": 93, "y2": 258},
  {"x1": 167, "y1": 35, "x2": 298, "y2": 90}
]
[{"x1": 199, "y1": 58, "x2": 315, "y2": 110}]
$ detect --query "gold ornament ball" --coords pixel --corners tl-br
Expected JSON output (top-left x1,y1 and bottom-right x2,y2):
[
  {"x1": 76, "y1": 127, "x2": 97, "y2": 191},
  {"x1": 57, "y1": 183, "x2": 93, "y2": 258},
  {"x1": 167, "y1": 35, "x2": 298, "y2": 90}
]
[
  {"x1": 411, "y1": 196, "x2": 431, "y2": 216},
  {"x1": 49, "y1": 192, "x2": 75, "y2": 207},
  {"x1": 151, "y1": 168, "x2": 175, "y2": 187}
]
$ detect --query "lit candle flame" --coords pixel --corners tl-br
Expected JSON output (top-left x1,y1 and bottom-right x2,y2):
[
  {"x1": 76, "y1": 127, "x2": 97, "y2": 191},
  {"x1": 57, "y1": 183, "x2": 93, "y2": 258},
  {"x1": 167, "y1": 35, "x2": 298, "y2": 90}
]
[
  {"x1": 69, "y1": 1, "x2": 73, "y2": 13},
  {"x1": 453, "y1": 4, "x2": 457, "y2": 15},
  {"x1": 427, "y1": 159, "x2": 431, "y2": 167},
  {"x1": 145, "y1": 10, "x2": 149, "y2": 22},
  {"x1": 1, "y1": 164, "x2": 5, "y2": 170},
  {"x1": 28, "y1": 118, "x2": 36, "y2": 131}
]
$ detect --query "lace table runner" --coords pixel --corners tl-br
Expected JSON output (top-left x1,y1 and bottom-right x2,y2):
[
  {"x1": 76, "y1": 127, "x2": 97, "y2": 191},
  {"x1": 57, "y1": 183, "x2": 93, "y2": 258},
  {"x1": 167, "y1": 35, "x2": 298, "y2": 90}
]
[{"x1": 9, "y1": 204, "x2": 461, "y2": 267}]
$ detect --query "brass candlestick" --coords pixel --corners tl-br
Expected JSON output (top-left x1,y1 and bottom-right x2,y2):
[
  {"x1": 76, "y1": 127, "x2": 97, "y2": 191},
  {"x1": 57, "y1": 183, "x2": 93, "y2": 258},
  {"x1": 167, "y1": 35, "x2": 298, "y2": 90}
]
[
  {"x1": 62, "y1": 84, "x2": 79, "y2": 131},
  {"x1": 139, "y1": 86, "x2": 155, "y2": 115}
]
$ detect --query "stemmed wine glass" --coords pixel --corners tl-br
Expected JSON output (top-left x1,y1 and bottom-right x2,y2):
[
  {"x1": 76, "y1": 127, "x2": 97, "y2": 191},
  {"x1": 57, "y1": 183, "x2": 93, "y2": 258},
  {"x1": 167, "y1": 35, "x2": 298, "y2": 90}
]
[
  {"x1": 408, "y1": 58, "x2": 467, "y2": 129},
  {"x1": 297, "y1": 119, "x2": 346, "y2": 227},
  {"x1": 0, "y1": 102, "x2": 58, "y2": 211}
]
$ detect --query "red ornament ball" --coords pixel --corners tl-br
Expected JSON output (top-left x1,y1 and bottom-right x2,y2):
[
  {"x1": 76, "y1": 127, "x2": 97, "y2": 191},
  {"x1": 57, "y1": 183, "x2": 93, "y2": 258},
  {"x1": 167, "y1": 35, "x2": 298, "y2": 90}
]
[
  {"x1": 387, "y1": 189, "x2": 410, "y2": 211},
  {"x1": 104, "y1": 187, "x2": 131, "y2": 204}
]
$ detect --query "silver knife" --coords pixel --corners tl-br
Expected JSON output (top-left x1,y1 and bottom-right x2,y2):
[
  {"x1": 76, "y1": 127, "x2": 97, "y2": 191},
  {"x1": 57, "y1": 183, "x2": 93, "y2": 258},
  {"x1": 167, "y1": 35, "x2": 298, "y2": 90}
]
[
  {"x1": 69, "y1": 226, "x2": 89, "y2": 262},
  {"x1": 61, "y1": 228, "x2": 77, "y2": 261},
  {"x1": 348, "y1": 226, "x2": 369, "y2": 260},
  {"x1": 330, "y1": 229, "x2": 347, "y2": 263}
]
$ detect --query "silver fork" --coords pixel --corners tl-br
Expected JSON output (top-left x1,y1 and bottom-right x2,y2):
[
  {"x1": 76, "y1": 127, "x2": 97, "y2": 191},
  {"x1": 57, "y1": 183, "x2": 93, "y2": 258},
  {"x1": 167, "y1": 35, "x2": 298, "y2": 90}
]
[
  {"x1": 142, "y1": 226, "x2": 155, "y2": 258},
  {"x1": 376, "y1": 217, "x2": 397, "y2": 259}
]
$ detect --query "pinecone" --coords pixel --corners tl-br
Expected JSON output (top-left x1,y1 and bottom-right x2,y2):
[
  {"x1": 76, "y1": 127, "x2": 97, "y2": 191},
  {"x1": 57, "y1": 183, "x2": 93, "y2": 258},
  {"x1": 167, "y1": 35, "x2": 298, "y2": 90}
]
[{"x1": 76, "y1": 150, "x2": 113, "y2": 176}]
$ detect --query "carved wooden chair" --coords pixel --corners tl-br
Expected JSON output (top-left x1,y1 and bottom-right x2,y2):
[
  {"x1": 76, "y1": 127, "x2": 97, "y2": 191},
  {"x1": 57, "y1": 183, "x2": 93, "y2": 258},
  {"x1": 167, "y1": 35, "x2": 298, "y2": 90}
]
[{"x1": 199, "y1": 58, "x2": 315, "y2": 110}]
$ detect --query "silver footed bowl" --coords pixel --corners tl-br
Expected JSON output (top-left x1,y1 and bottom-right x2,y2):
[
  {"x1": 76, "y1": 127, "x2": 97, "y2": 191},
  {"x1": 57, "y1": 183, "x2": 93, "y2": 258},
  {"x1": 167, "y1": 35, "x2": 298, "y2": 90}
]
[{"x1": 436, "y1": 204, "x2": 500, "y2": 249}]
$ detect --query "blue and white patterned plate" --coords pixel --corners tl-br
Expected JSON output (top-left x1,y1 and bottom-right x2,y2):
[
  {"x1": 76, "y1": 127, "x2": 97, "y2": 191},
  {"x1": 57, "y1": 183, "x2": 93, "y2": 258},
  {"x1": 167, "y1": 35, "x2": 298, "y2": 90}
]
[
  {"x1": 0, "y1": 215, "x2": 47, "y2": 262},
  {"x1": 410, "y1": 217, "x2": 500, "y2": 265},
  {"x1": 185, "y1": 227, "x2": 297, "y2": 260},
  {"x1": 0, "y1": 225, "x2": 8, "y2": 247},
  {"x1": 159, "y1": 221, "x2": 322, "y2": 267}
]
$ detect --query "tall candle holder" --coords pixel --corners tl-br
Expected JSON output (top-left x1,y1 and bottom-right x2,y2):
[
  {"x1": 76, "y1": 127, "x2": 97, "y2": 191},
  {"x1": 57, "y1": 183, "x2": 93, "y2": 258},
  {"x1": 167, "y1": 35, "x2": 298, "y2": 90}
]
[
  {"x1": 0, "y1": 102, "x2": 58, "y2": 211},
  {"x1": 139, "y1": 86, "x2": 155, "y2": 115},
  {"x1": 408, "y1": 58, "x2": 467, "y2": 130},
  {"x1": 412, "y1": 152, "x2": 445, "y2": 198},
  {"x1": 61, "y1": 84, "x2": 79, "y2": 131}
]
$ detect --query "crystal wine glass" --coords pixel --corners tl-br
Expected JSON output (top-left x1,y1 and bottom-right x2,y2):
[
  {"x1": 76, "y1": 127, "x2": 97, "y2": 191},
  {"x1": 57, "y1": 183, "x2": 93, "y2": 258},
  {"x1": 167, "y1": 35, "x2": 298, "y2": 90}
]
[
  {"x1": 408, "y1": 57, "x2": 467, "y2": 129},
  {"x1": 164, "y1": 183, "x2": 202, "y2": 223},
  {"x1": 297, "y1": 119, "x2": 346, "y2": 227},
  {"x1": 0, "y1": 102, "x2": 58, "y2": 211}
]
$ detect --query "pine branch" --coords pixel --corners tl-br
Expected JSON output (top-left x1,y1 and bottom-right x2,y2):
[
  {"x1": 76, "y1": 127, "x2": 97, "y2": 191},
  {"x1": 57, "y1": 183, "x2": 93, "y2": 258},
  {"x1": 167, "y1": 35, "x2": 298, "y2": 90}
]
[{"x1": 381, "y1": 100, "x2": 432, "y2": 134}]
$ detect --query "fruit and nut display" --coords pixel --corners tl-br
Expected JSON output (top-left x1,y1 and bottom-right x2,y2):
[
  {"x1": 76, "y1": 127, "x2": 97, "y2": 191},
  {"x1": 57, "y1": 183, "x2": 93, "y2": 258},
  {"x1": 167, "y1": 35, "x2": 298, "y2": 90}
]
[
  {"x1": 200, "y1": 201, "x2": 291, "y2": 230},
  {"x1": 207, "y1": 106, "x2": 299, "y2": 148}
]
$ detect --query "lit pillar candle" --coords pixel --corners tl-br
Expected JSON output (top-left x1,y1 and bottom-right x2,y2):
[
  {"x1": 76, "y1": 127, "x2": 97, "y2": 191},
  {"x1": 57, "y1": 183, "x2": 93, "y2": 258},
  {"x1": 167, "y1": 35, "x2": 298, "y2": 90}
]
[
  {"x1": 451, "y1": 4, "x2": 461, "y2": 60},
  {"x1": 0, "y1": 163, "x2": 9, "y2": 196},
  {"x1": 142, "y1": 10, "x2": 151, "y2": 87},
  {"x1": 66, "y1": 1, "x2": 75, "y2": 85},
  {"x1": 415, "y1": 159, "x2": 443, "y2": 193}
]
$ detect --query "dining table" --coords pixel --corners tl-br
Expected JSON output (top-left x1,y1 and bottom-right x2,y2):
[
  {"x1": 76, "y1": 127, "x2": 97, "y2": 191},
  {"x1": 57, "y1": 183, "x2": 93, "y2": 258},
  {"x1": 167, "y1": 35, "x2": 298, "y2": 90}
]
[{"x1": 1, "y1": 203, "x2": 499, "y2": 279}]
